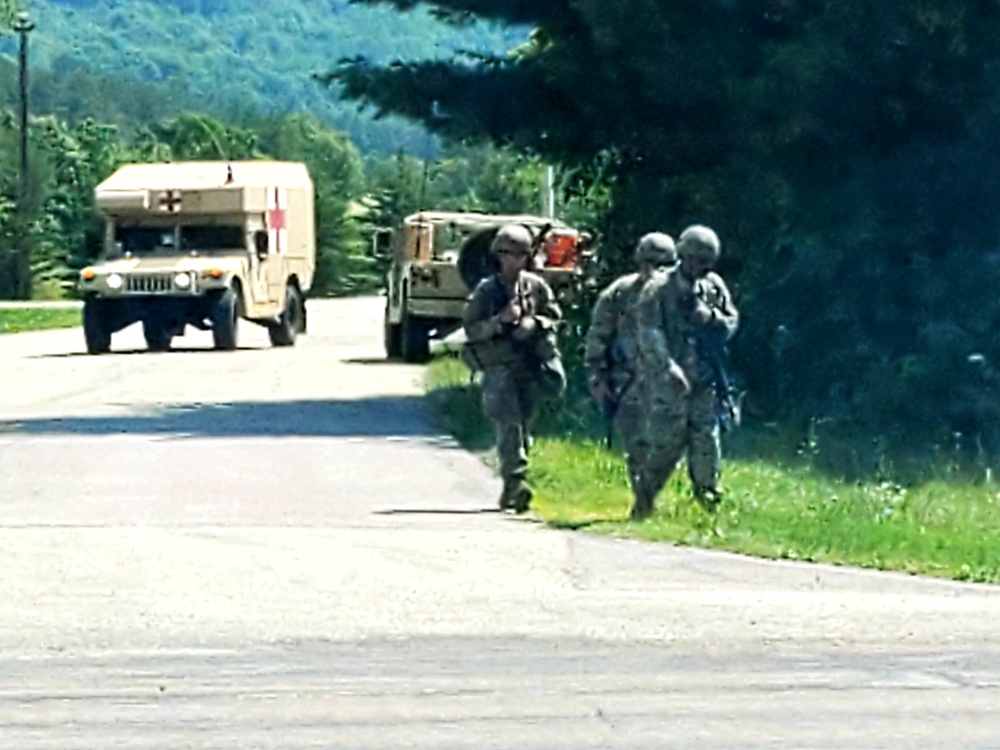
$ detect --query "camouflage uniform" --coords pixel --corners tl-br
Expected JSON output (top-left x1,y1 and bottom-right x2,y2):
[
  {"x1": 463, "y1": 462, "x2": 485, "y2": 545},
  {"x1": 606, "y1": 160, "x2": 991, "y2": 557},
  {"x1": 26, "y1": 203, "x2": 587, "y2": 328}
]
[
  {"x1": 584, "y1": 233, "x2": 676, "y2": 519},
  {"x1": 463, "y1": 253, "x2": 564, "y2": 512},
  {"x1": 637, "y1": 225, "x2": 738, "y2": 515}
]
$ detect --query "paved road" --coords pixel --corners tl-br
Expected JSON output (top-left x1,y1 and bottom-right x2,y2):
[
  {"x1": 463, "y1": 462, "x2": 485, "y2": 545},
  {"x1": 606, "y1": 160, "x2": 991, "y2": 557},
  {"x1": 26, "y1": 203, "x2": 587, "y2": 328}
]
[{"x1": 1, "y1": 297, "x2": 998, "y2": 749}]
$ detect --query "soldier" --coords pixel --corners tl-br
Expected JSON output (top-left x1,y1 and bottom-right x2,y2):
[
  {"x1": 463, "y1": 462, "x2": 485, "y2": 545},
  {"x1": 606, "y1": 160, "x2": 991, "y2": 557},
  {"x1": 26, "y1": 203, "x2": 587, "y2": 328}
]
[
  {"x1": 462, "y1": 225, "x2": 566, "y2": 512},
  {"x1": 584, "y1": 232, "x2": 678, "y2": 520},
  {"x1": 637, "y1": 224, "x2": 739, "y2": 516}
]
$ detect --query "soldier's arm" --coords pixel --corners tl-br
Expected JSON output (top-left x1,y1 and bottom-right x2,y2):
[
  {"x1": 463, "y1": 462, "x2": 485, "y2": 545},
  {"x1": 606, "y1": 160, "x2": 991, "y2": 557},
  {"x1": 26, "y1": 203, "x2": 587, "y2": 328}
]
[
  {"x1": 463, "y1": 281, "x2": 506, "y2": 343},
  {"x1": 532, "y1": 278, "x2": 562, "y2": 331},
  {"x1": 638, "y1": 279, "x2": 690, "y2": 394},
  {"x1": 637, "y1": 280, "x2": 672, "y2": 369},
  {"x1": 584, "y1": 287, "x2": 616, "y2": 379}
]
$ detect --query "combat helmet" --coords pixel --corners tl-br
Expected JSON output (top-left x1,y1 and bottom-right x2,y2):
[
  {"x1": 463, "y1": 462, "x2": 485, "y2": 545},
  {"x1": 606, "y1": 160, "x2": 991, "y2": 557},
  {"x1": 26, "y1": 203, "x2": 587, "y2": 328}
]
[
  {"x1": 491, "y1": 224, "x2": 534, "y2": 256},
  {"x1": 634, "y1": 232, "x2": 677, "y2": 268},
  {"x1": 677, "y1": 225, "x2": 721, "y2": 264}
]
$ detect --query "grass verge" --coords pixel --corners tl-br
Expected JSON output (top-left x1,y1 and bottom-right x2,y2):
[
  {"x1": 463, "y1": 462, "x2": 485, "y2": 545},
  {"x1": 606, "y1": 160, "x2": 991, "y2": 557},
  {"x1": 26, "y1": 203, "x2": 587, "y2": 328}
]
[
  {"x1": 427, "y1": 355, "x2": 1000, "y2": 584},
  {"x1": 0, "y1": 307, "x2": 81, "y2": 335}
]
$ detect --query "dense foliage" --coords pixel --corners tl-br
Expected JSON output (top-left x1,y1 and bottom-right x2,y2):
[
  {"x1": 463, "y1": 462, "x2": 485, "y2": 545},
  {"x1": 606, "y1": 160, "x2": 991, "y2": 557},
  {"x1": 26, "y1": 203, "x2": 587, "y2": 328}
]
[
  {"x1": 0, "y1": 0, "x2": 520, "y2": 153},
  {"x1": 336, "y1": 0, "x2": 1000, "y2": 464}
]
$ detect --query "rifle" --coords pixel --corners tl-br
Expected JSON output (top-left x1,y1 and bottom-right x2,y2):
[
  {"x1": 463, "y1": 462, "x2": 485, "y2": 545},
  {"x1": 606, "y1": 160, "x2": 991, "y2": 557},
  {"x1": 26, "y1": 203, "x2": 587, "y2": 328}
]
[
  {"x1": 678, "y1": 285, "x2": 741, "y2": 432},
  {"x1": 691, "y1": 328, "x2": 741, "y2": 432}
]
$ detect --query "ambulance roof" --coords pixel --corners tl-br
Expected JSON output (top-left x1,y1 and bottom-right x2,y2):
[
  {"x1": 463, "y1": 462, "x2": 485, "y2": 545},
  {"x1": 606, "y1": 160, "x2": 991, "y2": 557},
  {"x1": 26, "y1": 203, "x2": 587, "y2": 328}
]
[{"x1": 96, "y1": 161, "x2": 311, "y2": 193}]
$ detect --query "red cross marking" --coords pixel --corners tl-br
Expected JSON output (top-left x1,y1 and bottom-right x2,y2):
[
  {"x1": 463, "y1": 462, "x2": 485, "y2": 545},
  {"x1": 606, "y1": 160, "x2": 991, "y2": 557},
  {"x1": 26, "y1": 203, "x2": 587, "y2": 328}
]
[
  {"x1": 267, "y1": 188, "x2": 286, "y2": 231},
  {"x1": 158, "y1": 190, "x2": 182, "y2": 212}
]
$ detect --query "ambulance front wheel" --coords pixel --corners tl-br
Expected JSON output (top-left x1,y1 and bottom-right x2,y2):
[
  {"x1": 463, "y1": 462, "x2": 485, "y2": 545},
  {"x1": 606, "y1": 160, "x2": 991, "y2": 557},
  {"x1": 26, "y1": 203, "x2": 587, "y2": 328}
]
[{"x1": 211, "y1": 288, "x2": 241, "y2": 350}]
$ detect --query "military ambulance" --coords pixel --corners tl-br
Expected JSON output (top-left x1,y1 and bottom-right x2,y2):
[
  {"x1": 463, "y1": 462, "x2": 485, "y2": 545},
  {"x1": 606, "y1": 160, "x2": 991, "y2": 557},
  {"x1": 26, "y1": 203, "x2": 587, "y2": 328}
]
[
  {"x1": 375, "y1": 211, "x2": 588, "y2": 362},
  {"x1": 78, "y1": 160, "x2": 315, "y2": 353}
]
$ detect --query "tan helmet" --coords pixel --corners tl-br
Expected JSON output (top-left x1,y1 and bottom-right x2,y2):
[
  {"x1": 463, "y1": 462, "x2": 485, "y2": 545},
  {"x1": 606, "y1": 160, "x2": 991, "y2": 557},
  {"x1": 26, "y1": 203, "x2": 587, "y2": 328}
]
[
  {"x1": 491, "y1": 224, "x2": 534, "y2": 256},
  {"x1": 677, "y1": 225, "x2": 721, "y2": 263},
  {"x1": 634, "y1": 232, "x2": 677, "y2": 267}
]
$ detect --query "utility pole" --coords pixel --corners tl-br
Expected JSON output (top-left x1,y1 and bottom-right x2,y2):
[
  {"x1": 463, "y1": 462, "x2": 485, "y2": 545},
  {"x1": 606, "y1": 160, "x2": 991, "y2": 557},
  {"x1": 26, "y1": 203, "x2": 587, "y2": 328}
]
[
  {"x1": 541, "y1": 165, "x2": 555, "y2": 219},
  {"x1": 11, "y1": 10, "x2": 34, "y2": 299}
]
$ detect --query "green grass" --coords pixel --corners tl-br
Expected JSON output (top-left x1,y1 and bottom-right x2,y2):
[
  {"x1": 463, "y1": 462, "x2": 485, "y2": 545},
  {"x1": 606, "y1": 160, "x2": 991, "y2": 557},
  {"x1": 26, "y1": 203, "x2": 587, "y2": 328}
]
[
  {"x1": 0, "y1": 307, "x2": 81, "y2": 335},
  {"x1": 427, "y1": 356, "x2": 1000, "y2": 583}
]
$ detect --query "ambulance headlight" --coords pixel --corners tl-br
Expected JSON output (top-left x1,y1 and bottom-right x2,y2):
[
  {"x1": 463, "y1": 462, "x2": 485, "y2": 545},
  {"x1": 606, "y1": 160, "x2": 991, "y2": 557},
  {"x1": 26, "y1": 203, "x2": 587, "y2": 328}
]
[
  {"x1": 174, "y1": 272, "x2": 192, "y2": 289},
  {"x1": 106, "y1": 273, "x2": 123, "y2": 290}
]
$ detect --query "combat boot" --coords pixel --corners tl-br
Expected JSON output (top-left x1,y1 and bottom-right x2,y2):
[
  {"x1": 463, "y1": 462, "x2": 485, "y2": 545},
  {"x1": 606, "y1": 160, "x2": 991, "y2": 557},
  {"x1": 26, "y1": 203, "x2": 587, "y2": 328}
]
[
  {"x1": 507, "y1": 481, "x2": 533, "y2": 514},
  {"x1": 694, "y1": 486, "x2": 722, "y2": 513},
  {"x1": 630, "y1": 492, "x2": 654, "y2": 521},
  {"x1": 498, "y1": 484, "x2": 515, "y2": 511},
  {"x1": 629, "y1": 476, "x2": 654, "y2": 521}
]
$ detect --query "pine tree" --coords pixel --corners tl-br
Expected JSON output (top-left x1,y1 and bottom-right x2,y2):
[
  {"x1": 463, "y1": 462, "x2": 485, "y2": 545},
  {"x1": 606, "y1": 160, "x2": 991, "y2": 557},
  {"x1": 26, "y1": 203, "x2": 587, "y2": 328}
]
[{"x1": 339, "y1": 1, "x2": 1000, "y2": 457}]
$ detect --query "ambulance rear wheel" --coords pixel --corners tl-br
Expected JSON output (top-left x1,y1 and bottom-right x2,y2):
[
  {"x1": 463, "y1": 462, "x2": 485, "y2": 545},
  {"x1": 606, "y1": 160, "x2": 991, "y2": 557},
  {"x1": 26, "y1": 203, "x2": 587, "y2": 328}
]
[{"x1": 269, "y1": 286, "x2": 303, "y2": 347}]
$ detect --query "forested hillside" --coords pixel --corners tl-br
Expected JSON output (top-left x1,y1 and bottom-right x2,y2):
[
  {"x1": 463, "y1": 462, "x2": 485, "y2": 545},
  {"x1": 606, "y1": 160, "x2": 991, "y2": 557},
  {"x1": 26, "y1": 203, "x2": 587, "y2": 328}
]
[{"x1": 0, "y1": 0, "x2": 520, "y2": 152}]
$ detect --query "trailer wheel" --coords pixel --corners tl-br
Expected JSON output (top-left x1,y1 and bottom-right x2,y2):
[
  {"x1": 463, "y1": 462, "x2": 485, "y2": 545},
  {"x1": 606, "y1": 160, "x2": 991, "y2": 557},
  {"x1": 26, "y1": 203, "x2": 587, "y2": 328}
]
[
  {"x1": 269, "y1": 286, "x2": 303, "y2": 347},
  {"x1": 211, "y1": 288, "x2": 240, "y2": 350},
  {"x1": 83, "y1": 298, "x2": 111, "y2": 355}
]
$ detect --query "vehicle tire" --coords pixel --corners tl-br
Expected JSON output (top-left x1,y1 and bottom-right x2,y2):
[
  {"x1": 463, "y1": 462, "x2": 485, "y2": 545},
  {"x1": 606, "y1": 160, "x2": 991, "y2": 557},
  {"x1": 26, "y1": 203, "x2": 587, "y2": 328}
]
[
  {"x1": 211, "y1": 288, "x2": 240, "y2": 350},
  {"x1": 401, "y1": 312, "x2": 431, "y2": 363},
  {"x1": 384, "y1": 300, "x2": 403, "y2": 359},
  {"x1": 269, "y1": 285, "x2": 303, "y2": 347},
  {"x1": 143, "y1": 321, "x2": 172, "y2": 352},
  {"x1": 458, "y1": 228, "x2": 504, "y2": 291},
  {"x1": 82, "y1": 298, "x2": 111, "y2": 355}
]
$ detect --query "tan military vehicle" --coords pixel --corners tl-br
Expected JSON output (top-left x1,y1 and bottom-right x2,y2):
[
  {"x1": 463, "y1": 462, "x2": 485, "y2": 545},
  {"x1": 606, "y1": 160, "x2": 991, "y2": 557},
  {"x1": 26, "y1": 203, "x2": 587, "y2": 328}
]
[
  {"x1": 77, "y1": 160, "x2": 315, "y2": 353},
  {"x1": 375, "y1": 211, "x2": 587, "y2": 361}
]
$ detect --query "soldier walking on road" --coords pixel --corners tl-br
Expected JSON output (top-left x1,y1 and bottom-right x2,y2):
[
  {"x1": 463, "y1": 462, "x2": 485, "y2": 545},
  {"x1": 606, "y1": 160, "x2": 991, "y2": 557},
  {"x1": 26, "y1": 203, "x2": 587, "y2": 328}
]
[
  {"x1": 462, "y1": 225, "x2": 566, "y2": 513},
  {"x1": 637, "y1": 225, "x2": 739, "y2": 517},
  {"x1": 584, "y1": 232, "x2": 678, "y2": 520}
]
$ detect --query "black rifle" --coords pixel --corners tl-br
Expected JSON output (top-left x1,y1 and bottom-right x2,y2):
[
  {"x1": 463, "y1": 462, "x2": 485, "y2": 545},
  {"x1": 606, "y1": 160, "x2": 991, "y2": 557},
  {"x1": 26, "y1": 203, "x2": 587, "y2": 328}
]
[
  {"x1": 679, "y1": 288, "x2": 741, "y2": 433},
  {"x1": 691, "y1": 327, "x2": 741, "y2": 432}
]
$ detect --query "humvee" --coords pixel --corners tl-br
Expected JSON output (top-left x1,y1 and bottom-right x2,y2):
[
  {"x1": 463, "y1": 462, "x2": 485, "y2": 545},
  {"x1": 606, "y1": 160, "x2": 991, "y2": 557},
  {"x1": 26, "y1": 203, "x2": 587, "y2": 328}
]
[
  {"x1": 78, "y1": 160, "x2": 315, "y2": 354},
  {"x1": 375, "y1": 211, "x2": 587, "y2": 361}
]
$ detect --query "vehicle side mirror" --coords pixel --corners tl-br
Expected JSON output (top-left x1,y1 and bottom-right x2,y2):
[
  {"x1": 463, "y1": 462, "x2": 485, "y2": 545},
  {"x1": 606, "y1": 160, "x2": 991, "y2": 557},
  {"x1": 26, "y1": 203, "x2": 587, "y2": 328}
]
[
  {"x1": 371, "y1": 229, "x2": 392, "y2": 258},
  {"x1": 254, "y1": 231, "x2": 269, "y2": 261}
]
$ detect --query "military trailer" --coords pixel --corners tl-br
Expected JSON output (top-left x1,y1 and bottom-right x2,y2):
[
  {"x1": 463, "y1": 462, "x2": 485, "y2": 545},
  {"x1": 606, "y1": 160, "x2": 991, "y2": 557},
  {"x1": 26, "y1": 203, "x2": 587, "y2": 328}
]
[
  {"x1": 78, "y1": 160, "x2": 315, "y2": 354},
  {"x1": 375, "y1": 211, "x2": 587, "y2": 362}
]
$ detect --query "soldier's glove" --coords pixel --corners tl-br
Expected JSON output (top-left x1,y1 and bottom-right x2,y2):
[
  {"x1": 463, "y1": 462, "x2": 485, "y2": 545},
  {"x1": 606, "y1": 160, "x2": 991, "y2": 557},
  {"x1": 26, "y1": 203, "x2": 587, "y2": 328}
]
[
  {"x1": 511, "y1": 316, "x2": 537, "y2": 342},
  {"x1": 689, "y1": 300, "x2": 713, "y2": 326},
  {"x1": 668, "y1": 362, "x2": 691, "y2": 396},
  {"x1": 498, "y1": 299, "x2": 522, "y2": 325}
]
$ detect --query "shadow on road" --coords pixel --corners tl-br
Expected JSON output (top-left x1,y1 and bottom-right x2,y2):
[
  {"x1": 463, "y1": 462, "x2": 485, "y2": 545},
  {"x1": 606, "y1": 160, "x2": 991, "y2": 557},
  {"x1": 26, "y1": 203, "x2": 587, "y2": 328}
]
[
  {"x1": 546, "y1": 517, "x2": 624, "y2": 530},
  {"x1": 0, "y1": 397, "x2": 441, "y2": 439},
  {"x1": 32, "y1": 345, "x2": 270, "y2": 359},
  {"x1": 342, "y1": 357, "x2": 413, "y2": 366},
  {"x1": 373, "y1": 507, "x2": 501, "y2": 515}
]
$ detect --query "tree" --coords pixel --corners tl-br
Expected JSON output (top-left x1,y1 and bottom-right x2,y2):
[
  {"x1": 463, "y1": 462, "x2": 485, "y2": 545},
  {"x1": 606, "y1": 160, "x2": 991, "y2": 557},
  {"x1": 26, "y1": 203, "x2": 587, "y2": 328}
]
[
  {"x1": 335, "y1": 1, "x2": 1000, "y2": 457},
  {"x1": 152, "y1": 113, "x2": 261, "y2": 161},
  {"x1": 255, "y1": 113, "x2": 373, "y2": 294}
]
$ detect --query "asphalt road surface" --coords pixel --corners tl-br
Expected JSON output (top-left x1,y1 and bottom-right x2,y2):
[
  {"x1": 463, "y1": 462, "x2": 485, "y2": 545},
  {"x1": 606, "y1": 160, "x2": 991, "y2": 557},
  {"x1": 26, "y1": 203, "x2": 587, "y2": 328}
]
[{"x1": 1, "y1": 297, "x2": 998, "y2": 749}]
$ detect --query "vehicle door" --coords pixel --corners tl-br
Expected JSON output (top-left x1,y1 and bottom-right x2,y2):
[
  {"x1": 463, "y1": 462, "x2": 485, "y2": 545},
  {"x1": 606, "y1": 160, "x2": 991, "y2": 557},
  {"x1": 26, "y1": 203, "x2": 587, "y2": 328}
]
[{"x1": 249, "y1": 228, "x2": 272, "y2": 312}]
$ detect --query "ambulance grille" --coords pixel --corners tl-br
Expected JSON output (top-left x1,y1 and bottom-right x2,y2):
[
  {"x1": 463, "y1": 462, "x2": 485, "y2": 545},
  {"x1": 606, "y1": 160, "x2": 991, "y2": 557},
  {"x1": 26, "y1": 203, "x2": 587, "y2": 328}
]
[{"x1": 126, "y1": 274, "x2": 173, "y2": 293}]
